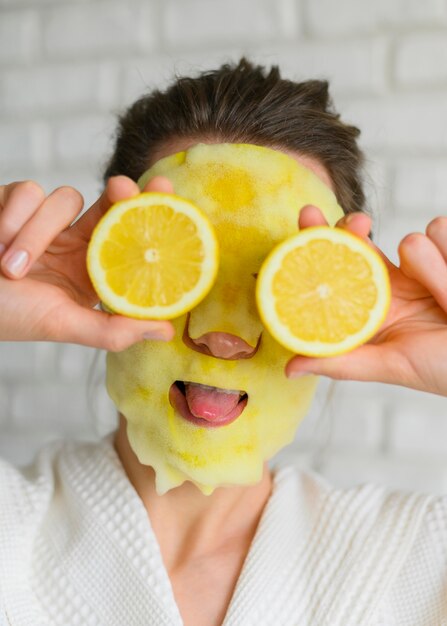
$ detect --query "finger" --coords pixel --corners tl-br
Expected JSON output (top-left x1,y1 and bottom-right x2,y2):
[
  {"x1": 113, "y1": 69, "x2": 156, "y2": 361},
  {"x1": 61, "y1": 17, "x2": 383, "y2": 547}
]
[
  {"x1": 50, "y1": 304, "x2": 175, "y2": 350},
  {"x1": 398, "y1": 232, "x2": 447, "y2": 309},
  {"x1": 73, "y1": 175, "x2": 175, "y2": 241},
  {"x1": 72, "y1": 175, "x2": 141, "y2": 239},
  {"x1": 298, "y1": 205, "x2": 329, "y2": 229},
  {"x1": 0, "y1": 180, "x2": 44, "y2": 207},
  {"x1": 0, "y1": 181, "x2": 46, "y2": 250},
  {"x1": 143, "y1": 175, "x2": 174, "y2": 194},
  {"x1": 335, "y1": 211, "x2": 373, "y2": 240},
  {"x1": 285, "y1": 343, "x2": 395, "y2": 383},
  {"x1": 0, "y1": 186, "x2": 84, "y2": 279},
  {"x1": 298, "y1": 205, "x2": 391, "y2": 263},
  {"x1": 298, "y1": 206, "x2": 373, "y2": 241},
  {"x1": 425, "y1": 216, "x2": 447, "y2": 263}
]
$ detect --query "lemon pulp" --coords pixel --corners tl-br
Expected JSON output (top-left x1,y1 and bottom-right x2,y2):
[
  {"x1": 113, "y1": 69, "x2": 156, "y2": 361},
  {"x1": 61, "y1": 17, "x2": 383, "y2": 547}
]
[
  {"x1": 256, "y1": 227, "x2": 390, "y2": 356},
  {"x1": 87, "y1": 192, "x2": 219, "y2": 319}
]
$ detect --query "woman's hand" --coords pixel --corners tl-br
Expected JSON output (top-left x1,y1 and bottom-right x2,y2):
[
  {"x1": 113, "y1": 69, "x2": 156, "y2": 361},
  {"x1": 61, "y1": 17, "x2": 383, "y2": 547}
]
[
  {"x1": 0, "y1": 176, "x2": 175, "y2": 350},
  {"x1": 286, "y1": 206, "x2": 447, "y2": 397}
]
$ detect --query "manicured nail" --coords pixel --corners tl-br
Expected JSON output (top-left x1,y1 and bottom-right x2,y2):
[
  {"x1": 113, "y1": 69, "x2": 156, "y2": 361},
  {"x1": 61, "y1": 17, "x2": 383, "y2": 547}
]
[{"x1": 4, "y1": 250, "x2": 29, "y2": 276}]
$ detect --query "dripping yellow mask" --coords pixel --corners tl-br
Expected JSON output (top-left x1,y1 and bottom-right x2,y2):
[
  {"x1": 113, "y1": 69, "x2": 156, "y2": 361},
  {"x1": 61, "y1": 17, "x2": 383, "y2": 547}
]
[{"x1": 106, "y1": 143, "x2": 344, "y2": 495}]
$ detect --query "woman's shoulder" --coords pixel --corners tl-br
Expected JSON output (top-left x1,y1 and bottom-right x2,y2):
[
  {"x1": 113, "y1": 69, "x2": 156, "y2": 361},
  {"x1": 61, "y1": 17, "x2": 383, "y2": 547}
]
[
  {"x1": 270, "y1": 460, "x2": 444, "y2": 552},
  {"x1": 270, "y1": 462, "x2": 447, "y2": 624},
  {"x1": 272, "y1": 462, "x2": 447, "y2": 561}
]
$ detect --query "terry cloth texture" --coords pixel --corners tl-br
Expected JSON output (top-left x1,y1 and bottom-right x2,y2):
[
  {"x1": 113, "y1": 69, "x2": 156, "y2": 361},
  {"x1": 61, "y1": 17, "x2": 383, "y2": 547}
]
[{"x1": 0, "y1": 435, "x2": 446, "y2": 625}]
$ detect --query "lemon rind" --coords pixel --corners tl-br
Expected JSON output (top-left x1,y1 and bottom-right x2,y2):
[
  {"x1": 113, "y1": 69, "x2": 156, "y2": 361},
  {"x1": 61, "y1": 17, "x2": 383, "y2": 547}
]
[
  {"x1": 87, "y1": 192, "x2": 219, "y2": 320},
  {"x1": 256, "y1": 226, "x2": 391, "y2": 357}
]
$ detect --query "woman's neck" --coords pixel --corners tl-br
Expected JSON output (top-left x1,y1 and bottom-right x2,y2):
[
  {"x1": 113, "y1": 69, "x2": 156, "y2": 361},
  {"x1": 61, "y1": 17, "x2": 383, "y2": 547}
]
[{"x1": 113, "y1": 414, "x2": 273, "y2": 570}]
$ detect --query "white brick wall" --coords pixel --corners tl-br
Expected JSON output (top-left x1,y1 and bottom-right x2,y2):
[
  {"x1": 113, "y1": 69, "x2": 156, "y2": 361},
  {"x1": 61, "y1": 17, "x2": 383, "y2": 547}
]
[
  {"x1": 1, "y1": 0, "x2": 447, "y2": 494},
  {"x1": 0, "y1": 63, "x2": 118, "y2": 117},
  {"x1": 43, "y1": 1, "x2": 157, "y2": 58},
  {"x1": 0, "y1": 9, "x2": 40, "y2": 64},
  {"x1": 162, "y1": 0, "x2": 299, "y2": 48},
  {"x1": 395, "y1": 33, "x2": 447, "y2": 85}
]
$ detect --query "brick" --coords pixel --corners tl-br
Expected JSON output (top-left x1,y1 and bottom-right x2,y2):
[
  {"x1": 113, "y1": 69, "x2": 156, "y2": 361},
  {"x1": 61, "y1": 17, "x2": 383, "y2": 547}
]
[
  {"x1": 381, "y1": 0, "x2": 447, "y2": 25},
  {"x1": 0, "y1": 63, "x2": 118, "y2": 117},
  {"x1": 53, "y1": 114, "x2": 115, "y2": 166},
  {"x1": 61, "y1": 347, "x2": 118, "y2": 437},
  {"x1": 317, "y1": 450, "x2": 447, "y2": 494},
  {"x1": 270, "y1": 38, "x2": 388, "y2": 96},
  {"x1": 30, "y1": 121, "x2": 53, "y2": 170},
  {"x1": 0, "y1": 382, "x2": 11, "y2": 428},
  {"x1": 0, "y1": 428, "x2": 59, "y2": 467},
  {"x1": 88, "y1": 381, "x2": 119, "y2": 438},
  {"x1": 393, "y1": 158, "x2": 447, "y2": 214},
  {"x1": 339, "y1": 95, "x2": 447, "y2": 152},
  {"x1": 120, "y1": 56, "x2": 174, "y2": 107},
  {"x1": 395, "y1": 34, "x2": 447, "y2": 87},
  {"x1": 0, "y1": 10, "x2": 39, "y2": 64},
  {"x1": 328, "y1": 391, "x2": 385, "y2": 451},
  {"x1": 389, "y1": 394, "x2": 447, "y2": 457},
  {"x1": 10, "y1": 381, "x2": 92, "y2": 434},
  {"x1": 0, "y1": 122, "x2": 52, "y2": 181},
  {"x1": 123, "y1": 37, "x2": 388, "y2": 111},
  {"x1": 0, "y1": 0, "x2": 72, "y2": 4},
  {"x1": 0, "y1": 123, "x2": 34, "y2": 169},
  {"x1": 0, "y1": 343, "x2": 56, "y2": 383},
  {"x1": 162, "y1": 0, "x2": 296, "y2": 48},
  {"x1": 305, "y1": 0, "x2": 447, "y2": 35},
  {"x1": 276, "y1": 0, "x2": 301, "y2": 40},
  {"x1": 56, "y1": 344, "x2": 98, "y2": 382},
  {"x1": 292, "y1": 377, "x2": 336, "y2": 449},
  {"x1": 1, "y1": 121, "x2": 52, "y2": 173},
  {"x1": 0, "y1": 426, "x2": 101, "y2": 468},
  {"x1": 291, "y1": 380, "x2": 385, "y2": 453},
  {"x1": 44, "y1": 1, "x2": 156, "y2": 58},
  {"x1": 362, "y1": 157, "x2": 391, "y2": 219},
  {"x1": 305, "y1": 0, "x2": 378, "y2": 36}
]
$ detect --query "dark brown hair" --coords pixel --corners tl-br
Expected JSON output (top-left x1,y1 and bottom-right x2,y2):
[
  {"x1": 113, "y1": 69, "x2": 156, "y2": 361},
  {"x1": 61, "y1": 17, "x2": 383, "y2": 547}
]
[{"x1": 104, "y1": 58, "x2": 365, "y2": 214}]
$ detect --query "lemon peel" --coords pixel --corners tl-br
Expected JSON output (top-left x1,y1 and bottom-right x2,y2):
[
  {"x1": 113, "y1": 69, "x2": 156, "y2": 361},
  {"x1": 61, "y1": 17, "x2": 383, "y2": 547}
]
[
  {"x1": 256, "y1": 226, "x2": 391, "y2": 356},
  {"x1": 87, "y1": 192, "x2": 219, "y2": 319}
]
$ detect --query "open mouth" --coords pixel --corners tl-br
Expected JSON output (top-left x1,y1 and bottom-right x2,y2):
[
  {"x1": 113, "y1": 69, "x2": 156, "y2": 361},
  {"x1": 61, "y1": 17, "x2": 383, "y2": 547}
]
[{"x1": 169, "y1": 380, "x2": 248, "y2": 428}]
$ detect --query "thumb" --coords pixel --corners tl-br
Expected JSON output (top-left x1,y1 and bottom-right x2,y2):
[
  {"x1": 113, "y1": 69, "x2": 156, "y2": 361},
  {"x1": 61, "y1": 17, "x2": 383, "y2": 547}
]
[
  {"x1": 285, "y1": 343, "x2": 389, "y2": 383},
  {"x1": 54, "y1": 304, "x2": 175, "y2": 351}
]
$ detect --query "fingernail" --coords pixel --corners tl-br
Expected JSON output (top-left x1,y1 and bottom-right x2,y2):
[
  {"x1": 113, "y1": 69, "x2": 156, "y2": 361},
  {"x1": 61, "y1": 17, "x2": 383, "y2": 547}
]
[
  {"x1": 142, "y1": 331, "x2": 171, "y2": 342},
  {"x1": 4, "y1": 250, "x2": 29, "y2": 276},
  {"x1": 345, "y1": 214, "x2": 355, "y2": 224}
]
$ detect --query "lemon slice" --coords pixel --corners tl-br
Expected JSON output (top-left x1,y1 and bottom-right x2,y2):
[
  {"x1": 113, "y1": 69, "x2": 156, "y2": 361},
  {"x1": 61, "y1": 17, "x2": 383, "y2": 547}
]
[
  {"x1": 87, "y1": 192, "x2": 219, "y2": 319},
  {"x1": 256, "y1": 226, "x2": 391, "y2": 356}
]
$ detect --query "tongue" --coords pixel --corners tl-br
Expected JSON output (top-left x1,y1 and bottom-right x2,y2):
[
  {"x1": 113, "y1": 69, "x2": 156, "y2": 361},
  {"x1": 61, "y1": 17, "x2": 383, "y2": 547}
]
[{"x1": 185, "y1": 383, "x2": 241, "y2": 421}]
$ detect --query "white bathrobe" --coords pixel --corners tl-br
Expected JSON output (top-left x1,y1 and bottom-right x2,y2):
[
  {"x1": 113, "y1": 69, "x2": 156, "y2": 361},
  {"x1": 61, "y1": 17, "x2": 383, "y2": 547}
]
[{"x1": 1, "y1": 435, "x2": 446, "y2": 625}]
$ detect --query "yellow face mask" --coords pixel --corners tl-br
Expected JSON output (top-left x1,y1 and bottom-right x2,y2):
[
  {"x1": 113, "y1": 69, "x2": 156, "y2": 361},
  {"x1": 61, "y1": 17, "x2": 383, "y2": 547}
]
[{"x1": 106, "y1": 144, "x2": 344, "y2": 495}]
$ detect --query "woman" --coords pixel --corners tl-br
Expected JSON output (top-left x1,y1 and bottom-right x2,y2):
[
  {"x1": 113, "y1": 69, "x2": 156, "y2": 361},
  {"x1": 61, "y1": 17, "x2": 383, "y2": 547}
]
[{"x1": 1, "y1": 59, "x2": 446, "y2": 625}]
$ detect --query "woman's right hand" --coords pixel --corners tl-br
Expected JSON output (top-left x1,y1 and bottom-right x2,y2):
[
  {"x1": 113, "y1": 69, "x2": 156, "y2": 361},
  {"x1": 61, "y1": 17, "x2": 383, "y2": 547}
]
[{"x1": 0, "y1": 176, "x2": 175, "y2": 350}]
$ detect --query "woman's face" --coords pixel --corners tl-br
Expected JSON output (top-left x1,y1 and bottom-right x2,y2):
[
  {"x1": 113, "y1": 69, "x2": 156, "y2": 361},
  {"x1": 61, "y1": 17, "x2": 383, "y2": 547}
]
[{"x1": 106, "y1": 142, "x2": 344, "y2": 495}]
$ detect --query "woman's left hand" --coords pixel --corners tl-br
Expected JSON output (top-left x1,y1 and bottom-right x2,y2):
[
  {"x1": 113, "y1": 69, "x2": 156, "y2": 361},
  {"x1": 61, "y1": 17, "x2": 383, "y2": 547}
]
[{"x1": 286, "y1": 206, "x2": 447, "y2": 397}]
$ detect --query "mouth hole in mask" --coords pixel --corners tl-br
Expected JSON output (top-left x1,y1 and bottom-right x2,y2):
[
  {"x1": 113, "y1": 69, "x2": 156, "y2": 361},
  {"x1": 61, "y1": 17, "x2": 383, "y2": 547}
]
[
  {"x1": 170, "y1": 381, "x2": 249, "y2": 427},
  {"x1": 174, "y1": 380, "x2": 248, "y2": 402}
]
